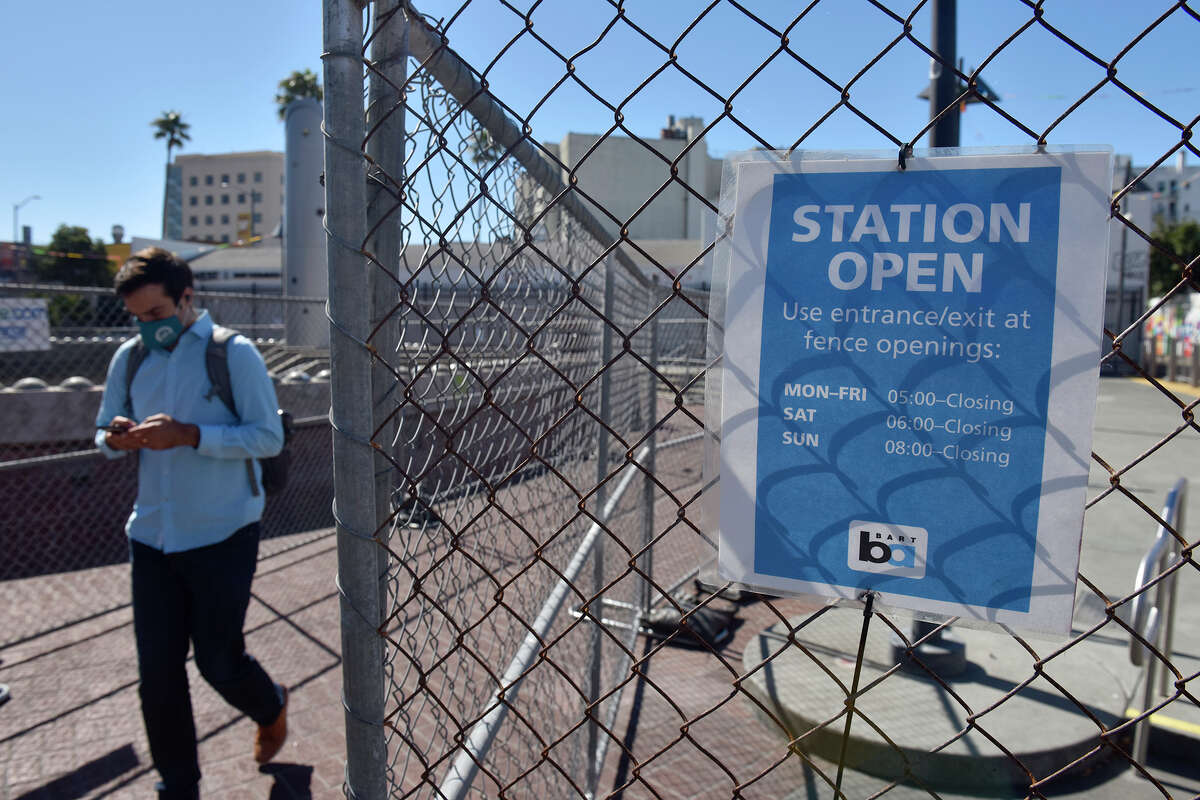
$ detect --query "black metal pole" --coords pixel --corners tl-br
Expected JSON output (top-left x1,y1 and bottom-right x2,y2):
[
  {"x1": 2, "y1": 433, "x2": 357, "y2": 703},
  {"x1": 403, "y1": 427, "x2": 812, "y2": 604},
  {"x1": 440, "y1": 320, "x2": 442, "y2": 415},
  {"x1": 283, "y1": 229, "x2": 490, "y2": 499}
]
[
  {"x1": 897, "y1": 0, "x2": 967, "y2": 676},
  {"x1": 930, "y1": 0, "x2": 960, "y2": 149}
]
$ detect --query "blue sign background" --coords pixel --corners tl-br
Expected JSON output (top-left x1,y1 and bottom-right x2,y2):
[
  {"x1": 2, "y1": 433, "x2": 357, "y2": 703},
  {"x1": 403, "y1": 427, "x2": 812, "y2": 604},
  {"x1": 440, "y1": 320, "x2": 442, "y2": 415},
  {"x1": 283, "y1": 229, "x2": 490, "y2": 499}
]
[{"x1": 753, "y1": 167, "x2": 1062, "y2": 610}]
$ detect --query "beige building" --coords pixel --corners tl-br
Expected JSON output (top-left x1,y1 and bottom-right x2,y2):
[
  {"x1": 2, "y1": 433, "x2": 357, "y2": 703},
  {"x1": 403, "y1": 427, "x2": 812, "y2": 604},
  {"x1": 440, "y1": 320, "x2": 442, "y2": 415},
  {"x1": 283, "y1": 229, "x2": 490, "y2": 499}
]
[
  {"x1": 175, "y1": 151, "x2": 284, "y2": 244},
  {"x1": 520, "y1": 116, "x2": 721, "y2": 287}
]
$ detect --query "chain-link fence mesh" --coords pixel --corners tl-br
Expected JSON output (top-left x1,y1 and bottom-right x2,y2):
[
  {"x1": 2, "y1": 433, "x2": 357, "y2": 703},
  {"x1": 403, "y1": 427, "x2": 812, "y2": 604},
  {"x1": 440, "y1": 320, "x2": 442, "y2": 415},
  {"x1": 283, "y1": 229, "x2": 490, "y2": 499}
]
[
  {"x1": 324, "y1": 1, "x2": 1198, "y2": 798},
  {"x1": 0, "y1": 283, "x2": 336, "y2": 645}
]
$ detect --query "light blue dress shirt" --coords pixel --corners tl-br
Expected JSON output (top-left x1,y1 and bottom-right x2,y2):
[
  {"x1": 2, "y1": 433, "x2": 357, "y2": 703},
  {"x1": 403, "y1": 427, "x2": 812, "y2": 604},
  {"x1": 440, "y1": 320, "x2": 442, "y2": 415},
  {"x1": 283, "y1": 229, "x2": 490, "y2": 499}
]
[{"x1": 95, "y1": 310, "x2": 284, "y2": 553}]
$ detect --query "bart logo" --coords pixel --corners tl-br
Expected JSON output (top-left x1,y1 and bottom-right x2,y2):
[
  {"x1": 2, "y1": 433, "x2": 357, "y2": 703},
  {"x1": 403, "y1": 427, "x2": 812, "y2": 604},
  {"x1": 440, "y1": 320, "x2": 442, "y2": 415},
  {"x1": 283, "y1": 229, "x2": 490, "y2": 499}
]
[{"x1": 847, "y1": 520, "x2": 927, "y2": 579}]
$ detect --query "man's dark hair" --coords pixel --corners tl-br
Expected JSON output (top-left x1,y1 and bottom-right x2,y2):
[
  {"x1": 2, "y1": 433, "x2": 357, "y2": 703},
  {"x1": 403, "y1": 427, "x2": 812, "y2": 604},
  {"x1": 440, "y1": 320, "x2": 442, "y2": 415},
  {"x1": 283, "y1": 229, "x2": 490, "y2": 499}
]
[{"x1": 114, "y1": 247, "x2": 194, "y2": 302}]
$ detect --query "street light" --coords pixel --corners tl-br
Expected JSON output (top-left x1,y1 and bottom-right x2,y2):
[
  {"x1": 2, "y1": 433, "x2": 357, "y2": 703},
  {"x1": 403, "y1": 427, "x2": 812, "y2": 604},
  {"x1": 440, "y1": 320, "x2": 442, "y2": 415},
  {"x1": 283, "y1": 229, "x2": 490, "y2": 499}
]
[{"x1": 12, "y1": 194, "x2": 40, "y2": 243}]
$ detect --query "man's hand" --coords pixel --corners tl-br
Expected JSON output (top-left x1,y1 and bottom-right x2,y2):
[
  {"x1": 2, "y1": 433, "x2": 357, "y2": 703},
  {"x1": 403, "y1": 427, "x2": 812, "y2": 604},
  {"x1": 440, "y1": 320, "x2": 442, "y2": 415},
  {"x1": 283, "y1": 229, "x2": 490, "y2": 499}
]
[
  {"x1": 127, "y1": 414, "x2": 201, "y2": 451},
  {"x1": 103, "y1": 416, "x2": 141, "y2": 451}
]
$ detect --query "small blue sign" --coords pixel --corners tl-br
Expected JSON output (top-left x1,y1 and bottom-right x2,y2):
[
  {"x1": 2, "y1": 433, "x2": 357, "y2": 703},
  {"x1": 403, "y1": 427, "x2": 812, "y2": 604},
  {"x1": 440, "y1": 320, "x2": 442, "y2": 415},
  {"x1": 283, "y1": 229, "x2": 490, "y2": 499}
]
[{"x1": 751, "y1": 167, "x2": 1062, "y2": 611}]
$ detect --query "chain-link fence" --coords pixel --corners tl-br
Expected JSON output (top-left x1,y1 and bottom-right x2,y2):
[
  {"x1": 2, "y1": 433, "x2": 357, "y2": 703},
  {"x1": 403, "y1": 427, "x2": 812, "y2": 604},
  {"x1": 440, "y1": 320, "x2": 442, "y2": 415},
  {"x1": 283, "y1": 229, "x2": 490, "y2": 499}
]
[
  {"x1": 0, "y1": 282, "x2": 336, "y2": 644},
  {"x1": 320, "y1": 1, "x2": 1200, "y2": 798}
]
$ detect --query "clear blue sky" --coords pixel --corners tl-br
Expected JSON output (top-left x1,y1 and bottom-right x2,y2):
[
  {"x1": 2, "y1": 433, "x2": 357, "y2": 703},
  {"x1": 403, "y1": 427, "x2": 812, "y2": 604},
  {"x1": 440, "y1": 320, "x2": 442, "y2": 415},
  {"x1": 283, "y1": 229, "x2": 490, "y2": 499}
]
[{"x1": 3, "y1": 0, "x2": 1196, "y2": 246}]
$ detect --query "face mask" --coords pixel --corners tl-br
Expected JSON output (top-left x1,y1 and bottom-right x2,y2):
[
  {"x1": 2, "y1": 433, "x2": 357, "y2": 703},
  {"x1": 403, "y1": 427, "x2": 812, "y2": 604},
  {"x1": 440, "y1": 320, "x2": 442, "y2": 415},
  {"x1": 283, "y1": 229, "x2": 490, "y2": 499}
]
[{"x1": 139, "y1": 315, "x2": 184, "y2": 350}]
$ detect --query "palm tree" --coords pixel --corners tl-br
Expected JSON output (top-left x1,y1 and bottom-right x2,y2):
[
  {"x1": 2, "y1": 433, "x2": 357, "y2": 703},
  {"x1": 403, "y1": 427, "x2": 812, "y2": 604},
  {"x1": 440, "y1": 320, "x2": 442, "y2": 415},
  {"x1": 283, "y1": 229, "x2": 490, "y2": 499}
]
[
  {"x1": 276, "y1": 69, "x2": 323, "y2": 119},
  {"x1": 467, "y1": 125, "x2": 504, "y2": 171},
  {"x1": 151, "y1": 110, "x2": 191, "y2": 162},
  {"x1": 151, "y1": 110, "x2": 191, "y2": 238}
]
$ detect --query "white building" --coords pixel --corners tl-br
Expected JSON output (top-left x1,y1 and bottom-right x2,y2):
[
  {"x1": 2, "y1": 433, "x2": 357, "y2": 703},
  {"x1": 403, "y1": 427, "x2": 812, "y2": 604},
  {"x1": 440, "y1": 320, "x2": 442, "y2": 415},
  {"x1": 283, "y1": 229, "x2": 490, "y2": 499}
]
[
  {"x1": 188, "y1": 237, "x2": 282, "y2": 294},
  {"x1": 525, "y1": 116, "x2": 721, "y2": 287},
  {"x1": 1135, "y1": 151, "x2": 1200, "y2": 225},
  {"x1": 174, "y1": 151, "x2": 284, "y2": 244}
]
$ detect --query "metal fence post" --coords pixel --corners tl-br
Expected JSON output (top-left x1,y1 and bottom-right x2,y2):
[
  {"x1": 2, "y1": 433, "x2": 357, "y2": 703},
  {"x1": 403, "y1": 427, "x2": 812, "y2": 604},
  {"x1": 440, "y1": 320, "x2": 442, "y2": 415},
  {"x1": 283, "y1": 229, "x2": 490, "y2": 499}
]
[
  {"x1": 641, "y1": 278, "x2": 659, "y2": 618},
  {"x1": 323, "y1": 0, "x2": 388, "y2": 796},
  {"x1": 366, "y1": 0, "x2": 407, "y2": 620},
  {"x1": 587, "y1": 259, "x2": 615, "y2": 795}
]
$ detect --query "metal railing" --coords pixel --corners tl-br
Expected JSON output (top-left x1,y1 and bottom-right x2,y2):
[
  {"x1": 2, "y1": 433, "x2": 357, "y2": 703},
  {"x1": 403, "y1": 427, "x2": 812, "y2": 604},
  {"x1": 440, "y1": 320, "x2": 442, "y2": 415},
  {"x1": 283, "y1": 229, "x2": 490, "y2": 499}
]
[{"x1": 1129, "y1": 477, "x2": 1187, "y2": 765}]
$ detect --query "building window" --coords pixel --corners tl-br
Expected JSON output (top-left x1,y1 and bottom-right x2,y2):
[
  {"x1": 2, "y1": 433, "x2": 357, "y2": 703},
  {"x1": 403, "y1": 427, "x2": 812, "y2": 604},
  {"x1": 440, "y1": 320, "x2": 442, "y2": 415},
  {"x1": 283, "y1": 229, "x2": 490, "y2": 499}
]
[
  {"x1": 205, "y1": 215, "x2": 214, "y2": 225},
  {"x1": 253, "y1": 212, "x2": 263, "y2": 224},
  {"x1": 205, "y1": 235, "x2": 214, "y2": 242},
  {"x1": 237, "y1": 173, "x2": 246, "y2": 184},
  {"x1": 221, "y1": 234, "x2": 230, "y2": 243},
  {"x1": 205, "y1": 175, "x2": 214, "y2": 186},
  {"x1": 221, "y1": 194, "x2": 230, "y2": 205},
  {"x1": 254, "y1": 171, "x2": 263, "y2": 183},
  {"x1": 251, "y1": 190, "x2": 261, "y2": 203},
  {"x1": 189, "y1": 176, "x2": 198, "y2": 187},
  {"x1": 189, "y1": 216, "x2": 198, "y2": 226},
  {"x1": 237, "y1": 193, "x2": 246, "y2": 204},
  {"x1": 221, "y1": 174, "x2": 230, "y2": 184},
  {"x1": 221, "y1": 214, "x2": 230, "y2": 224},
  {"x1": 205, "y1": 195, "x2": 213, "y2": 206},
  {"x1": 189, "y1": 196, "x2": 198, "y2": 206}
]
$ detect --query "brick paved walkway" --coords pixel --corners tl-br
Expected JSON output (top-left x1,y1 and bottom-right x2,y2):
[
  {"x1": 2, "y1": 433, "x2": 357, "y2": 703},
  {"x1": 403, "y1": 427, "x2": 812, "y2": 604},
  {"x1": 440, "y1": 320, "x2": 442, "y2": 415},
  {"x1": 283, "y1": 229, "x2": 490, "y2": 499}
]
[{"x1": 1, "y1": 531, "x2": 346, "y2": 799}]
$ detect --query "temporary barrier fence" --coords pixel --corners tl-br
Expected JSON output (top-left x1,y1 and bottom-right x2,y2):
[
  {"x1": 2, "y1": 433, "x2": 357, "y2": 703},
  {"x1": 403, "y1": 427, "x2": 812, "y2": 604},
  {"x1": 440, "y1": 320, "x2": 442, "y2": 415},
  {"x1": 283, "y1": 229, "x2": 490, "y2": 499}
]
[{"x1": 307, "y1": 1, "x2": 1200, "y2": 798}]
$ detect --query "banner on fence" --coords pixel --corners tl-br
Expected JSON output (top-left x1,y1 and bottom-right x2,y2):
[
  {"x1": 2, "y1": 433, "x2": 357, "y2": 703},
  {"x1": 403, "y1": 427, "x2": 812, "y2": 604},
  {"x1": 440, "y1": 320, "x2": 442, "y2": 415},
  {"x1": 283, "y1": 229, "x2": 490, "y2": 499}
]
[
  {"x1": 714, "y1": 148, "x2": 1113, "y2": 634},
  {"x1": 0, "y1": 297, "x2": 51, "y2": 352}
]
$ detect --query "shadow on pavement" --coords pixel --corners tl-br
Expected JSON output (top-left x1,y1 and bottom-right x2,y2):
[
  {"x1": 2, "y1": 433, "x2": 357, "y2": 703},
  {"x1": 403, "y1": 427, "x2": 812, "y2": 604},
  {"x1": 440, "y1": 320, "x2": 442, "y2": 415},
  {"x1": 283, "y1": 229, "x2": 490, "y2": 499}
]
[
  {"x1": 14, "y1": 744, "x2": 139, "y2": 799},
  {"x1": 261, "y1": 762, "x2": 315, "y2": 800}
]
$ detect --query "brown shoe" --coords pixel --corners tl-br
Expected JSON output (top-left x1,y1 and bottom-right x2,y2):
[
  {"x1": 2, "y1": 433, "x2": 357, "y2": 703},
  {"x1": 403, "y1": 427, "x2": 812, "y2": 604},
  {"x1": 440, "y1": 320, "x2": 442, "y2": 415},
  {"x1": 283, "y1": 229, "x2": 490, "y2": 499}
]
[{"x1": 254, "y1": 686, "x2": 288, "y2": 764}]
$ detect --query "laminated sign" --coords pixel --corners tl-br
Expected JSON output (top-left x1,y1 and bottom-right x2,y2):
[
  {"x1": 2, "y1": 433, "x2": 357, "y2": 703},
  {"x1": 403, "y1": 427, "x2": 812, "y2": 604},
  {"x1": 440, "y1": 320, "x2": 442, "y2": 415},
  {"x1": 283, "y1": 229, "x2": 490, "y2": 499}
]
[
  {"x1": 0, "y1": 298, "x2": 51, "y2": 352},
  {"x1": 714, "y1": 149, "x2": 1113, "y2": 635}
]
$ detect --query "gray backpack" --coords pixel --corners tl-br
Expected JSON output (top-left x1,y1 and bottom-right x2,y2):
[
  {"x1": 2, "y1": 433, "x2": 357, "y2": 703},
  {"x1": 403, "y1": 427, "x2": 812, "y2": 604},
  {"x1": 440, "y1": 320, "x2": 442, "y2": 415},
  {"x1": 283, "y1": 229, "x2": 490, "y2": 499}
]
[{"x1": 125, "y1": 325, "x2": 293, "y2": 496}]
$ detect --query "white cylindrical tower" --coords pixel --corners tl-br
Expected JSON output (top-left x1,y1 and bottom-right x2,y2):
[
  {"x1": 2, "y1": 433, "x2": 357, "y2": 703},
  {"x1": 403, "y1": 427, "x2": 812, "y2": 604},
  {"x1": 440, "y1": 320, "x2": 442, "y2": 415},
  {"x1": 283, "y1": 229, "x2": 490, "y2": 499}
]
[{"x1": 284, "y1": 97, "x2": 328, "y2": 347}]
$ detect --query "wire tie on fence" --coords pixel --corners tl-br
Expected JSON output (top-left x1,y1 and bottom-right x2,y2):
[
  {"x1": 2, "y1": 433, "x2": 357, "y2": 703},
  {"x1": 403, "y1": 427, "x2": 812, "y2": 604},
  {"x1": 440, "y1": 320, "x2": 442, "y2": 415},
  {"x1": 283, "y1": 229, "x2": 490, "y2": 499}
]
[
  {"x1": 320, "y1": 46, "x2": 363, "y2": 63},
  {"x1": 327, "y1": 417, "x2": 377, "y2": 454},
  {"x1": 334, "y1": 570, "x2": 387, "y2": 638},
  {"x1": 341, "y1": 774, "x2": 363, "y2": 800},
  {"x1": 833, "y1": 591, "x2": 877, "y2": 799},
  {"x1": 320, "y1": 220, "x2": 369, "y2": 265},
  {"x1": 318, "y1": 116, "x2": 370, "y2": 161},
  {"x1": 340, "y1": 686, "x2": 386, "y2": 727},
  {"x1": 324, "y1": 299, "x2": 376, "y2": 353},
  {"x1": 332, "y1": 500, "x2": 382, "y2": 544}
]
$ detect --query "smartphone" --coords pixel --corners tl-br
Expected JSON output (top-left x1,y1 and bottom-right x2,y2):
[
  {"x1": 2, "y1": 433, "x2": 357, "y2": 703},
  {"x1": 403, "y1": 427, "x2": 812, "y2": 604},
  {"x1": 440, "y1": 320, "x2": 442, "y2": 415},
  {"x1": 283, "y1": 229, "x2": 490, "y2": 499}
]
[{"x1": 97, "y1": 423, "x2": 132, "y2": 434}]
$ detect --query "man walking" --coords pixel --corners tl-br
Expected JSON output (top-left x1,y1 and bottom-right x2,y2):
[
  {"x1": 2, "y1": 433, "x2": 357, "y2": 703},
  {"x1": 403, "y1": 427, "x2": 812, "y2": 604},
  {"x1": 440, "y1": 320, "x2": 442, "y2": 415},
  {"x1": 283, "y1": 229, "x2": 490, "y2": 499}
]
[{"x1": 95, "y1": 247, "x2": 288, "y2": 799}]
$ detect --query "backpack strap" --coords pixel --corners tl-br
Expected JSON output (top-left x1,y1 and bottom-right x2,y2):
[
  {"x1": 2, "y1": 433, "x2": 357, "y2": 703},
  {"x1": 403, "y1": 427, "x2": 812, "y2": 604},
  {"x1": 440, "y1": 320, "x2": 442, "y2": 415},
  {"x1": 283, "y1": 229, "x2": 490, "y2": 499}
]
[
  {"x1": 124, "y1": 339, "x2": 150, "y2": 418},
  {"x1": 205, "y1": 325, "x2": 261, "y2": 497},
  {"x1": 205, "y1": 325, "x2": 239, "y2": 417}
]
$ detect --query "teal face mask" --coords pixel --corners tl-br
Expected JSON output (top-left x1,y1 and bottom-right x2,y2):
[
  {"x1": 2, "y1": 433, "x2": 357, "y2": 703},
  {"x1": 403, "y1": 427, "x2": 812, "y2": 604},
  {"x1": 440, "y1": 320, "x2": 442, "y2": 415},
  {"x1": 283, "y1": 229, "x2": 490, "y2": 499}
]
[{"x1": 139, "y1": 315, "x2": 184, "y2": 350}]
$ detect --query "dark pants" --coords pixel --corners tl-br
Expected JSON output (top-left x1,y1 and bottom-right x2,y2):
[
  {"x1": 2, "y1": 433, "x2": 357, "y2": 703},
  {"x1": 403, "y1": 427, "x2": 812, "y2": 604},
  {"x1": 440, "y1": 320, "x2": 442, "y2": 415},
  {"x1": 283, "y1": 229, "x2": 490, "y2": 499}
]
[{"x1": 131, "y1": 522, "x2": 283, "y2": 798}]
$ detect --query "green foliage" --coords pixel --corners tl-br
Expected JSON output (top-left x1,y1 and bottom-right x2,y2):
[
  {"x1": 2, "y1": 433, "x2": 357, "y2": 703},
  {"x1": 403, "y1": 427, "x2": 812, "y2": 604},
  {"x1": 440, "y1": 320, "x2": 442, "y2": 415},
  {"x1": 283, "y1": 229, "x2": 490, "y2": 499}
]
[
  {"x1": 46, "y1": 294, "x2": 93, "y2": 327},
  {"x1": 1149, "y1": 218, "x2": 1200, "y2": 296},
  {"x1": 468, "y1": 126, "x2": 504, "y2": 170},
  {"x1": 151, "y1": 110, "x2": 191, "y2": 161},
  {"x1": 276, "y1": 69, "x2": 323, "y2": 119},
  {"x1": 34, "y1": 225, "x2": 112, "y2": 288}
]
